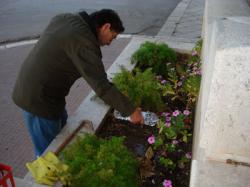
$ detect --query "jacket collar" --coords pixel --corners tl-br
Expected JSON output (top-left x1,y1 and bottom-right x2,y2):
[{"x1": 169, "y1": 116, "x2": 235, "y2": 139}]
[{"x1": 78, "y1": 11, "x2": 97, "y2": 38}]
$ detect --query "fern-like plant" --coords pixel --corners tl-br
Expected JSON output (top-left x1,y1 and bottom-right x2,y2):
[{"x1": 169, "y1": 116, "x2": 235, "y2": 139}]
[
  {"x1": 112, "y1": 67, "x2": 165, "y2": 112},
  {"x1": 62, "y1": 134, "x2": 139, "y2": 187},
  {"x1": 131, "y1": 42, "x2": 177, "y2": 78},
  {"x1": 181, "y1": 74, "x2": 201, "y2": 107}
]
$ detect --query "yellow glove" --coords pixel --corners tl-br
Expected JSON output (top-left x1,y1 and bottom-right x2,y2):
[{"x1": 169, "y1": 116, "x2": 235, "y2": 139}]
[{"x1": 26, "y1": 151, "x2": 70, "y2": 186}]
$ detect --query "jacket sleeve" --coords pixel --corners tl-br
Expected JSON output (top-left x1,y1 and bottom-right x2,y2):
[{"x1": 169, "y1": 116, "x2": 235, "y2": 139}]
[{"x1": 67, "y1": 38, "x2": 136, "y2": 116}]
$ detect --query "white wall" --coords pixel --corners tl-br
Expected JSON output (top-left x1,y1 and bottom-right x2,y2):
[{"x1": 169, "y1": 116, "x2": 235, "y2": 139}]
[{"x1": 191, "y1": 0, "x2": 250, "y2": 186}]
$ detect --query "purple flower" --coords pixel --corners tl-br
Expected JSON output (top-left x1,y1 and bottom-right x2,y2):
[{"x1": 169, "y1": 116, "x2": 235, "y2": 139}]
[
  {"x1": 192, "y1": 50, "x2": 198, "y2": 56},
  {"x1": 185, "y1": 152, "x2": 192, "y2": 159},
  {"x1": 193, "y1": 62, "x2": 198, "y2": 66},
  {"x1": 161, "y1": 80, "x2": 167, "y2": 84},
  {"x1": 172, "y1": 140, "x2": 179, "y2": 145},
  {"x1": 161, "y1": 112, "x2": 170, "y2": 117},
  {"x1": 165, "y1": 117, "x2": 171, "y2": 122},
  {"x1": 172, "y1": 110, "x2": 180, "y2": 117},
  {"x1": 183, "y1": 110, "x2": 190, "y2": 116},
  {"x1": 165, "y1": 122, "x2": 171, "y2": 127},
  {"x1": 165, "y1": 112, "x2": 170, "y2": 116},
  {"x1": 193, "y1": 66, "x2": 198, "y2": 71},
  {"x1": 147, "y1": 135, "x2": 155, "y2": 144},
  {"x1": 195, "y1": 69, "x2": 202, "y2": 75},
  {"x1": 163, "y1": 179, "x2": 172, "y2": 187},
  {"x1": 177, "y1": 81, "x2": 182, "y2": 87}
]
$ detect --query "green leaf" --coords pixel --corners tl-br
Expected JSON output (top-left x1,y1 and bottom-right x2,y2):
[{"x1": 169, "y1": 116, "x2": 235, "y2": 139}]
[
  {"x1": 183, "y1": 135, "x2": 188, "y2": 143},
  {"x1": 165, "y1": 128, "x2": 177, "y2": 139},
  {"x1": 159, "y1": 157, "x2": 176, "y2": 170}
]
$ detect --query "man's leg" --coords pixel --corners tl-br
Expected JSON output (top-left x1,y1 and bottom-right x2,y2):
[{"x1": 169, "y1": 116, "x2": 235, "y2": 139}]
[{"x1": 23, "y1": 110, "x2": 67, "y2": 156}]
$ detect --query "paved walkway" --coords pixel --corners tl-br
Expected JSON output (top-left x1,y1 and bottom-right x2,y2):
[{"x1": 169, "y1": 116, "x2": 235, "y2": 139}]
[
  {"x1": 157, "y1": 0, "x2": 205, "y2": 43},
  {"x1": 0, "y1": 0, "x2": 205, "y2": 179}
]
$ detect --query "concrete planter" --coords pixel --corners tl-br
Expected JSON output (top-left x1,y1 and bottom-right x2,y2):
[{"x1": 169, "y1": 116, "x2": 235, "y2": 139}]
[
  {"x1": 190, "y1": 0, "x2": 250, "y2": 186},
  {"x1": 21, "y1": 35, "x2": 194, "y2": 186}
]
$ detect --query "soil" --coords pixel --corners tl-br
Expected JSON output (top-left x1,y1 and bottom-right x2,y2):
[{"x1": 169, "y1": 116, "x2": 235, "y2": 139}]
[
  {"x1": 96, "y1": 52, "x2": 193, "y2": 187},
  {"x1": 96, "y1": 111, "x2": 191, "y2": 187}
]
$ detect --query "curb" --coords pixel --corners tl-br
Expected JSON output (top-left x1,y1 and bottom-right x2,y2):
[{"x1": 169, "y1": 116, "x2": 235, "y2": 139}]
[
  {"x1": 0, "y1": 34, "x2": 134, "y2": 50},
  {"x1": 157, "y1": 0, "x2": 192, "y2": 37}
]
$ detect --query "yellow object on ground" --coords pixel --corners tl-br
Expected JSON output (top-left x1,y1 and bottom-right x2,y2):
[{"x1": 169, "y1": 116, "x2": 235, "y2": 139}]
[{"x1": 26, "y1": 151, "x2": 70, "y2": 186}]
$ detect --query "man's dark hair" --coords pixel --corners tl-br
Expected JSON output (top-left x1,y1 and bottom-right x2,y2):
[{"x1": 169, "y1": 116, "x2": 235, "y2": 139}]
[{"x1": 90, "y1": 9, "x2": 125, "y2": 33}]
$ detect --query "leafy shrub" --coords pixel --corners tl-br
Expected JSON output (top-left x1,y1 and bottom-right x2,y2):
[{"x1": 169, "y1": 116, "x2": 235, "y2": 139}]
[
  {"x1": 62, "y1": 134, "x2": 139, "y2": 187},
  {"x1": 182, "y1": 74, "x2": 201, "y2": 104},
  {"x1": 131, "y1": 42, "x2": 177, "y2": 78},
  {"x1": 180, "y1": 39, "x2": 202, "y2": 107},
  {"x1": 112, "y1": 67, "x2": 165, "y2": 112}
]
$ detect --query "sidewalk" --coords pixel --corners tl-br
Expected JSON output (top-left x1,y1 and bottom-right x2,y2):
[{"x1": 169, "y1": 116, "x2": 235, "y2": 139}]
[
  {"x1": 157, "y1": 0, "x2": 205, "y2": 43},
  {"x1": 0, "y1": 0, "x2": 205, "y2": 179}
]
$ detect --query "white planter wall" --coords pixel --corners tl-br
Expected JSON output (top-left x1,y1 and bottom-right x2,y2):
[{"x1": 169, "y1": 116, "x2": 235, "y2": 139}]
[{"x1": 190, "y1": 0, "x2": 250, "y2": 186}]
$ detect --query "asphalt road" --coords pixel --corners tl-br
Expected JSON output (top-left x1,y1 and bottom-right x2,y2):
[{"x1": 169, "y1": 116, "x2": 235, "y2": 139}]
[
  {"x1": 0, "y1": 0, "x2": 181, "y2": 177},
  {"x1": 0, "y1": 0, "x2": 180, "y2": 42}
]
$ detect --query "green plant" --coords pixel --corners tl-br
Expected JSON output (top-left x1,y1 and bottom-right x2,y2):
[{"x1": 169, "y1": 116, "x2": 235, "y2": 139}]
[
  {"x1": 182, "y1": 74, "x2": 201, "y2": 106},
  {"x1": 142, "y1": 40, "x2": 202, "y2": 185},
  {"x1": 112, "y1": 67, "x2": 165, "y2": 112},
  {"x1": 62, "y1": 134, "x2": 139, "y2": 187},
  {"x1": 151, "y1": 110, "x2": 192, "y2": 171},
  {"x1": 131, "y1": 42, "x2": 177, "y2": 78},
  {"x1": 159, "y1": 157, "x2": 176, "y2": 170}
]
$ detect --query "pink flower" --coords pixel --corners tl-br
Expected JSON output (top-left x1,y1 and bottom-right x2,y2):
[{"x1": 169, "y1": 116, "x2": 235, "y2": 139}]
[
  {"x1": 172, "y1": 140, "x2": 179, "y2": 145},
  {"x1": 183, "y1": 110, "x2": 190, "y2": 116},
  {"x1": 165, "y1": 117, "x2": 171, "y2": 122},
  {"x1": 192, "y1": 50, "x2": 198, "y2": 56},
  {"x1": 193, "y1": 66, "x2": 198, "y2": 71},
  {"x1": 163, "y1": 179, "x2": 172, "y2": 187},
  {"x1": 193, "y1": 62, "x2": 198, "y2": 66},
  {"x1": 161, "y1": 112, "x2": 170, "y2": 117},
  {"x1": 177, "y1": 81, "x2": 182, "y2": 87},
  {"x1": 172, "y1": 110, "x2": 180, "y2": 117},
  {"x1": 165, "y1": 122, "x2": 171, "y2": 127},
  {"x1": 147, "y1": 135, "x2": 155, "y2": 144},
  {"x1": 165, "y1": 112, "x2": 170, "y2": 116},
  {"x1": 195, "y1": 69, "x2": 202, "y2": 75},
  {"x1": 185, "y1": 152, "x2": 192, "y2": 159},
  {"x1": 161, "y1": 80, "x2": 167, "y2": 84}
]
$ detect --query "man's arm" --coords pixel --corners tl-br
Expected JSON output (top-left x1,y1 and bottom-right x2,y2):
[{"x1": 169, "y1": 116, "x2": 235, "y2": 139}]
[{"x1": 66, "y1": 38, "x2": 143, "y2": 123}]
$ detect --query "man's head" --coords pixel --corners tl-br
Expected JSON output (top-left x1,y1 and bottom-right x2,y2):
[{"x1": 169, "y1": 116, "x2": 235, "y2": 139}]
[{"x1": 90, "y1": 9, "x2": 125, "y2": 46}]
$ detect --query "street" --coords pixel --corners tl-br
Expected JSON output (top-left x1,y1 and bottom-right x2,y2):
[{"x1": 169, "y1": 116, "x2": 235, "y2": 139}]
[
  {"x1": 0, "y1": 0, "x2": 181, "y2": 177},
  {"x1": 0, "y1": 0, "x2": 180, "y2": 42}
]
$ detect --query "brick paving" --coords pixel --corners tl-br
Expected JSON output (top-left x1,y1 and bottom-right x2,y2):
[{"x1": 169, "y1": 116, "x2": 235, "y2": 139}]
[{"x1": 0, "y1": 37, "x2": 131, "y2": 177}]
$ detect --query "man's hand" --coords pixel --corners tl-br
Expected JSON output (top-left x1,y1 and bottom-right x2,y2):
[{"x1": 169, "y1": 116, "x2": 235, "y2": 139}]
[{"x1": 130, "y1": 107, "x2": 144, "y2": 124}]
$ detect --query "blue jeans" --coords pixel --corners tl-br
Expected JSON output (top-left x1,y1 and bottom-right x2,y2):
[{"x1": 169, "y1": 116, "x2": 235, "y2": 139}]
[{"x1": 23, "y1": 110, "x2": 68, "y2": 156}]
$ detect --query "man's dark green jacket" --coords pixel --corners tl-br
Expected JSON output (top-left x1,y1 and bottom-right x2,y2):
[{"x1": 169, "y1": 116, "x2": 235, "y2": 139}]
[{"x1": 12, "y1": 12, "x2": 135, "y2": 119}]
